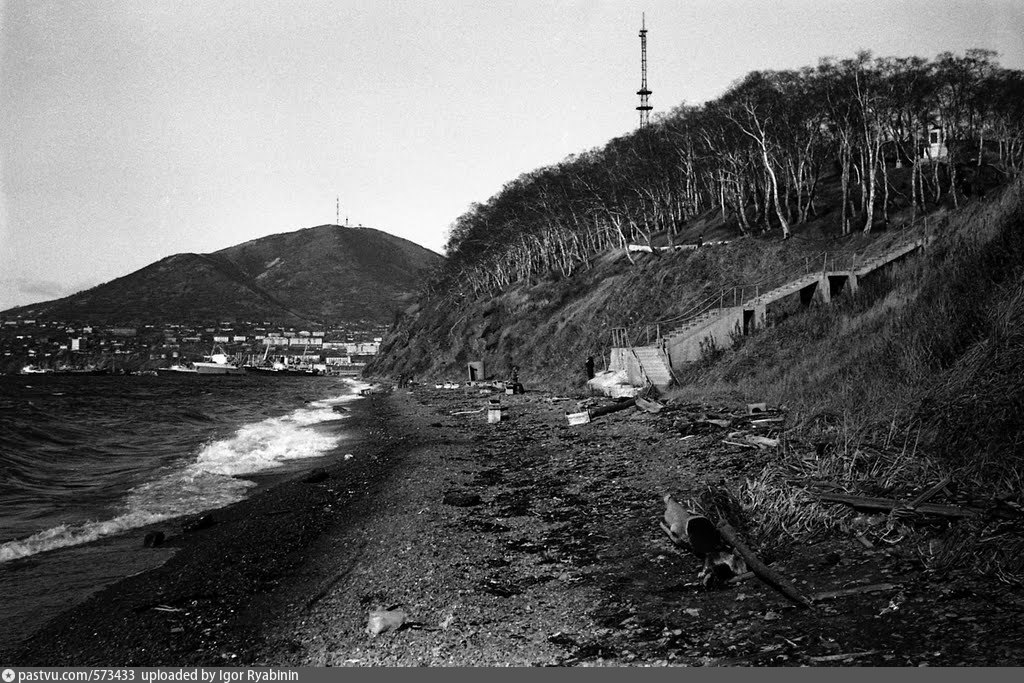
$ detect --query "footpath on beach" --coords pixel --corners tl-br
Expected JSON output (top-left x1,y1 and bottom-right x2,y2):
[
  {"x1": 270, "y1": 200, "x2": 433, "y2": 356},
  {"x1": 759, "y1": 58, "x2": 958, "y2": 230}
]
[{"x1": 8, "y1": 386, "x2": 1024, "y2": 667}]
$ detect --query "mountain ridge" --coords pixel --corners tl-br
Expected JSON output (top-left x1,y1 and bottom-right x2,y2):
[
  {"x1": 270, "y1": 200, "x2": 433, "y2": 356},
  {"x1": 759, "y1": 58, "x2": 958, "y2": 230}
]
[{"x1": 2, "y1": 225, "x2": 444, "y2": 325}]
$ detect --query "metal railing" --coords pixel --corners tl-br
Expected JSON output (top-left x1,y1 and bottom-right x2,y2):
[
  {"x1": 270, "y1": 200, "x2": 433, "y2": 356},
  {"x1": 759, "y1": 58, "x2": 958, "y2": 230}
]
[{"x1": 612, "y1": 224, "x2": 930, "y2": 350}]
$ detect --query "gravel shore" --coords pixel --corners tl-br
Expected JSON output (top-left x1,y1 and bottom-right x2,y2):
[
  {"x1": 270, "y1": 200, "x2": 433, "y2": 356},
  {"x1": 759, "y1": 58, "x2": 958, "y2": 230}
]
[{"x1": 7, "y1": 385, "x2": 1024, "y2": 666}]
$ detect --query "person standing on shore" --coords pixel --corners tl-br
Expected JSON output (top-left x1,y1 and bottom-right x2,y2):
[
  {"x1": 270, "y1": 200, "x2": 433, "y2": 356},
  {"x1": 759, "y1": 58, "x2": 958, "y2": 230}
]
[{"x1": 585, "y1": 356, "x2": 595, "y2": 381}]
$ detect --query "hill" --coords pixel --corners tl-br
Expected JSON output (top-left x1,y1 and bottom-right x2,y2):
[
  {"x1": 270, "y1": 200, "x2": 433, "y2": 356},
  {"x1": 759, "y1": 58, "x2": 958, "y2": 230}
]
[
  {"x1": 368, "y1": 50, "x2": 1024, "y2": 385},
  {"x1": 2, "y1": 225, "x2": 443, "y2": 325},
  {"x1": 365, "y1": 51, "x2": 1024, "y2": 585}
]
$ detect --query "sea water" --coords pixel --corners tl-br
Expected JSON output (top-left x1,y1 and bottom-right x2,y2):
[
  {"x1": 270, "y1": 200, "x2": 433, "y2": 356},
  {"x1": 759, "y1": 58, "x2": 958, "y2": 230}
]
[{"x1": 0, "y1": 373, "x2": 366, "y2": 650}]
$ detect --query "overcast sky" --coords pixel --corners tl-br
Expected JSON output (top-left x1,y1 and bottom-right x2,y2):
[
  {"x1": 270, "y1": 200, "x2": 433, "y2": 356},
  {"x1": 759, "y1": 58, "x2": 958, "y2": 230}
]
[{"x1": 1, "y1": 0, "x2": 1022, "y2": 310}]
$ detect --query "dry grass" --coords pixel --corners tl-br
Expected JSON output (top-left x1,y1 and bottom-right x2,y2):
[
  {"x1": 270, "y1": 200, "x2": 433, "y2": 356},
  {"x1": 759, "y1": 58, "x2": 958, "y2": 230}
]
[{"x1": 666, "y1": 178, "x2": 1024, "y2": 579}]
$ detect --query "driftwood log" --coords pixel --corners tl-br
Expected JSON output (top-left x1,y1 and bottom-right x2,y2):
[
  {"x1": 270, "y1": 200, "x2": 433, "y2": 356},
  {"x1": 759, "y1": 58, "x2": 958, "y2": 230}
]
[
  {"x1": 810, "y1": 582, "x2": 895, "y2": 602},
  {"x1": 588, "y1": 398, "x2": 637, "y2": 419},
  {"x1": 716, "y1": 521, "x2": 814, "y2": 610},
  {"x1": 816, "y1": 493, "x2": 979, "y2": 519}
]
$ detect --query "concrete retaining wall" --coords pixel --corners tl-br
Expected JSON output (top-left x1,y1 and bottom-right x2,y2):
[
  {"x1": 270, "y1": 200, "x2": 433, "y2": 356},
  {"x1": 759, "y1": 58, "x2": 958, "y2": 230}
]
[{"x1": 665, "y1": 307, "x2": 744, "y2": 365}]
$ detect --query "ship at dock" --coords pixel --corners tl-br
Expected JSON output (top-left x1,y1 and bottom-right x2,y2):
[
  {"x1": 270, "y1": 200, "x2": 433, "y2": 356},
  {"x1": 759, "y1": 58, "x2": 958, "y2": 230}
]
[{"x1": 192, "y1": 351, "x2": 246, "y2": 375}]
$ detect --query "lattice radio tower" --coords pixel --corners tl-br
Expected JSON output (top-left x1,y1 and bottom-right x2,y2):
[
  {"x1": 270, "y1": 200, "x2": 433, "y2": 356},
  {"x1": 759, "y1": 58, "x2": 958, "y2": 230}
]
[{"x1": 636, "y1": 13, "x2": 652, "y2": 128}]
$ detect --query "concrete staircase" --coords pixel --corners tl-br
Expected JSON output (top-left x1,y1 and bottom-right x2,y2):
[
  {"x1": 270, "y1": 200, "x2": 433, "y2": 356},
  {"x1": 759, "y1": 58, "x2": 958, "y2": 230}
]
[
  {"x1": 745, "y1": 273, "x2": 821, "y2": 307},
  {"x1": 663, "y1": 308, "x2": 722, "y2": 344},
  {"x1": 613, "y1": 235, "x2": 930, "y2": 390},
  {"x1": 629, "y1": 346, "x2": 674, "y2": 390},
  {"x1": 852, "y1": 239, "x2": 925, "y2": 277}
]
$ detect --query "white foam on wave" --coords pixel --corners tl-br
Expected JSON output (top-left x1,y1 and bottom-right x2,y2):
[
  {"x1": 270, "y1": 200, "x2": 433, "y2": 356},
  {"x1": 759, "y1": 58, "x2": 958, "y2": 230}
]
[
  {"x1": 0, "y1": 382, "x2": 366, "y2": 563},
  {"x1": 0, "y1": 511, "x2": 171, "y2": 563}
]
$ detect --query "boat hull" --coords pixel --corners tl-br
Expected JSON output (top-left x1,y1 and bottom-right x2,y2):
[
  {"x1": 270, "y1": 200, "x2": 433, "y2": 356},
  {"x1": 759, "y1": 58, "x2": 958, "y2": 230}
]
[
  {"x1": 192, "y1": 363, "x2": 246, "y2": 375},
  {"x1": 244, "y1": 366, "x2": 320, "y2": 376}
]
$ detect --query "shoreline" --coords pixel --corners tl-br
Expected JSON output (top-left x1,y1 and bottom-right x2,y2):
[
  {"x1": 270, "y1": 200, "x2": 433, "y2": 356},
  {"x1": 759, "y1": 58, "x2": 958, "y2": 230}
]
[
  {"x1": 0, "y1": 378, "x2": 366, "y2": 652},
  {"x1": 3, "y1": 388, "x2": 392, "y2": 665},
  {"x1": 7, "y1": 385, "x2": 1024, "y2": 666}
]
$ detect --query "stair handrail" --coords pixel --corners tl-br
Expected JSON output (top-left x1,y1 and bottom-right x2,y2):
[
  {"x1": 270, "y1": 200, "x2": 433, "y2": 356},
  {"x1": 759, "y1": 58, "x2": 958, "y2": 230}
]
[{"x1": 624, "y1": 232, "x2": 924, "y2": 348}]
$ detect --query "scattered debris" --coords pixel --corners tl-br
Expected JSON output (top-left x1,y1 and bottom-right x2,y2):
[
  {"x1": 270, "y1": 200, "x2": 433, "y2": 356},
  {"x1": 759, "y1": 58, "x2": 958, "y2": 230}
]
[
  {"x1": 635, "y1": 397, "x2": 665, "y2": 414},
  {"x1": 854, "y1": 533, "x2": 874, "y2": 549},
  {"x1": 810, "y1": 583, "x2": 896, "y2": 602},
  {"x1": 744, "y1": 435, "x2": 780, "y2": 449},
  {"x1": 746, "y1": 403, "x2": 767, "y2": 415},
  {"x1": 817, "y1": 493, "x2": 979, "y2": 519},
  {"x1": 897, "y1": 475, "x2": 954, "y2": 516},
  {"x1": 488, "y1": 399, "x2": 502, "y2": 424},
  {"x1": 151, "y1": 605, "x2": 184, "y2": 613},
  {"x1": 661, "y1": 495, "x2": 747, "y2": 586},
  {"x1": 588, "y1": 398, "x2": 637, "y2": 420},
  {"x1": 716, "y1": 521, "x2": 814, "y2": 610},
  {"x1": 809, "y1": 650, "x2": 879, "y2": 663},
  {"x1": 366, "y1": 608, "x2": 407, "y2": 637},
  {"x1": 566, "y1": 410, "x2": 591, "y2": 426},
  {"x1": 726, "y1": 571, "x2": 756, "y2": 584}
]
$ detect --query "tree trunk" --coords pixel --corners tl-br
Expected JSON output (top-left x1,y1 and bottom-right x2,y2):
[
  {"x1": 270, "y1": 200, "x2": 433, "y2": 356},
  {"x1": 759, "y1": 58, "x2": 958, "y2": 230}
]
[{"x1": 863, "y1": 153, "x2": 877, "y2": 233}]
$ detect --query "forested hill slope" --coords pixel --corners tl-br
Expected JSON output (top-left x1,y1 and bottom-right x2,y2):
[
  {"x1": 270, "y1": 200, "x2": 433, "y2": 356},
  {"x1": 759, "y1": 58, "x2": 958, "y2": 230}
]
[
  {"x1": 368, "y1": 50, "x2": 1023, "y2": 383},
  {"x1": 4, "y1": 225, "x2": 443, "y2": 325}
]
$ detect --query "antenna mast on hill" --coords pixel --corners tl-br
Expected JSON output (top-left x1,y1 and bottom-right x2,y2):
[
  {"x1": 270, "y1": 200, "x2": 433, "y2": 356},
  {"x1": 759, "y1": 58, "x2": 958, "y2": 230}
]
[
  {"x1": 336, "y1": 196, "x2": 340, "y2": 226},
  {"x1": 636, "y1": 13, "x2": 652, "y2": 128}
]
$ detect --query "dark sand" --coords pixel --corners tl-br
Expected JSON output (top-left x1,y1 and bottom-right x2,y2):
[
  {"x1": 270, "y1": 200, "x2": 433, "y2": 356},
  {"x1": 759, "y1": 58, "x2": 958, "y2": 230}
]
[{"x1": 6, "y1": 386, "x2": 1024, "y2": 666}]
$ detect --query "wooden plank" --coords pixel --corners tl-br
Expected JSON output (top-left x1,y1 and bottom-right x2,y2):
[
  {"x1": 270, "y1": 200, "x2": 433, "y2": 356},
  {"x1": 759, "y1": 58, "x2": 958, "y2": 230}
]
[
  {"x1": 906, "y1": 475, "x2": 954, "y2": 509},
  {"x1": 817, "y1": 493, "x2": 979, "y2": 519},
  {"x1": 809, "y1": 650, "x2": 878, "y2": 663},
  {"x1": 811, "y1": 583, "x2": 895, "y2": 602},
  {"x1": 717, "y1": 521, "x2": 815, "y2": 610}
]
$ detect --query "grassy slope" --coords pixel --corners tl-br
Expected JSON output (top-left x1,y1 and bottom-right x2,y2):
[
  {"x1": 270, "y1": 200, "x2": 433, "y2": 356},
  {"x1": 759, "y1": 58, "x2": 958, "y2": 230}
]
[
  {"x1": 371, "y1": 173, "x2": 1024, "y2": 578},
  {"x1": 372, "y1": 168, "x2": 935, "y2": 390},
  {"x1": 671, "y1": 178, "x2": 1024, "y2": 484}
]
